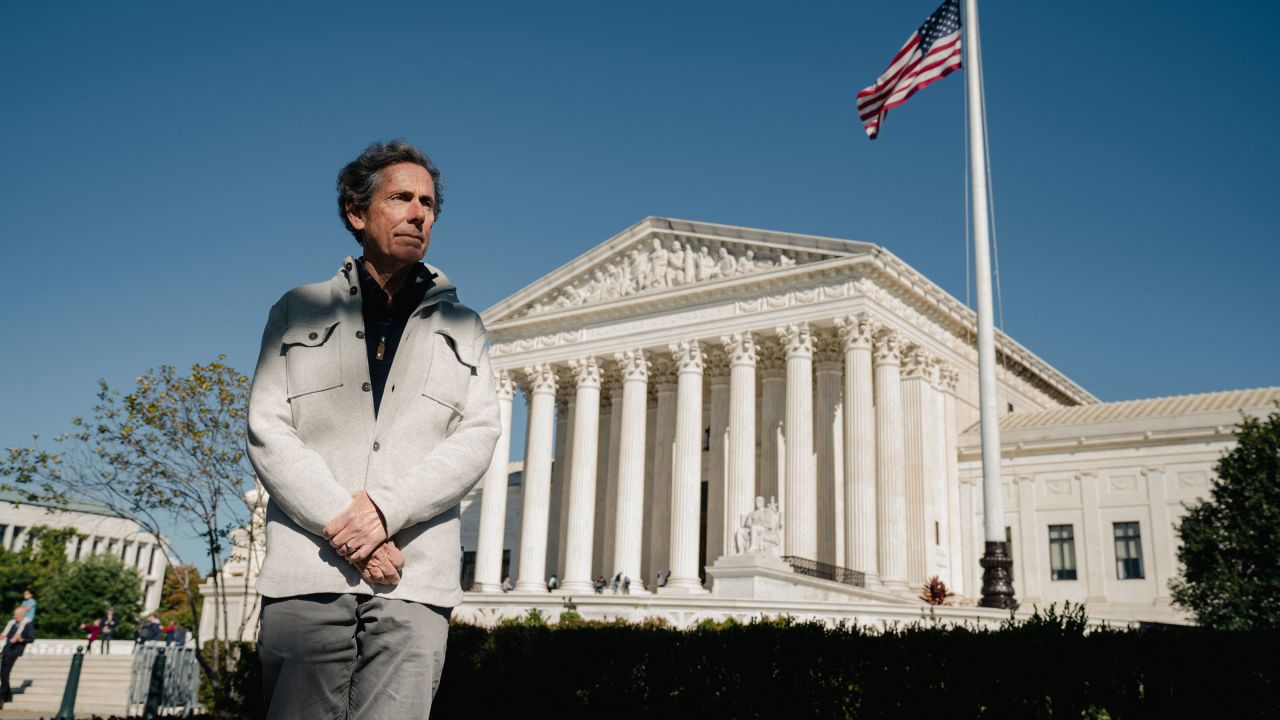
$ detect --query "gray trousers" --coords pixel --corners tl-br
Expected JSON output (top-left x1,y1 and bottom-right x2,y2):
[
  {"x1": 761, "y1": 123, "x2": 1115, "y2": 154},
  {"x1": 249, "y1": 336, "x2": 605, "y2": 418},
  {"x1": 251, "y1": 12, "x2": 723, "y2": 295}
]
[{"x1": 259, "y1": 593, "x2": 450, "y2": 719}]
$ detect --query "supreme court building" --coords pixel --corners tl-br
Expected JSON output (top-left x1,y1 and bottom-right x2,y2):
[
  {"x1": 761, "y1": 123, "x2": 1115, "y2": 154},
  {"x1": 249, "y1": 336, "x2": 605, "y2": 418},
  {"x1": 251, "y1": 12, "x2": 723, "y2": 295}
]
[{"x1": 455, "y1": 217, "x2": 1278, "y2": 626}]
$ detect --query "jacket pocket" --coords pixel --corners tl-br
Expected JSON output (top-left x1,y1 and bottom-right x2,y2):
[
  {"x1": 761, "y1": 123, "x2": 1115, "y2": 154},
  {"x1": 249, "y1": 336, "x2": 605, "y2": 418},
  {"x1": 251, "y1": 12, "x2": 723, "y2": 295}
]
[
  {"x1": 284, "y1": 322, "x2": 343, "y2": 399},
  {"x1": 421, "y1": 328, "x2": 477, "y2": 414}
]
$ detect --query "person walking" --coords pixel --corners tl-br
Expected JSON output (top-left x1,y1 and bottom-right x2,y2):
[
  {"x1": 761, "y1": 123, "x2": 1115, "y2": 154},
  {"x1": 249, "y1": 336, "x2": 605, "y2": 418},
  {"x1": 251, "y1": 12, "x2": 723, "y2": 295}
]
[{"x1": 1, "y1": 606, "x2": 36, "y2": 707}]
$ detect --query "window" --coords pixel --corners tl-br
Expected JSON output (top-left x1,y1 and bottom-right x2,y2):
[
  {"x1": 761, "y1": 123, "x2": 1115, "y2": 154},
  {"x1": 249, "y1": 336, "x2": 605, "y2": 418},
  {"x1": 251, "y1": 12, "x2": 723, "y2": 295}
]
[
  {"x1": 1114, "y1": 522, "x2": 1144, "y2": 579},
  {"x1": 10, "y1": 526, "x2": 25, "y2": 552},
  {"x1": 1048, "y1": 524, "x2": 1077, "y2": 581}
]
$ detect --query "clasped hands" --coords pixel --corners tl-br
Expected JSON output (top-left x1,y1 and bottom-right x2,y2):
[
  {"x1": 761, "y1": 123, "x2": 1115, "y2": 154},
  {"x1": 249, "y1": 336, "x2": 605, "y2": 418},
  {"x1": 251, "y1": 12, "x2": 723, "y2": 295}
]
[{"x1": 322, "y1": 490, "x2": 404, "y2": 586}]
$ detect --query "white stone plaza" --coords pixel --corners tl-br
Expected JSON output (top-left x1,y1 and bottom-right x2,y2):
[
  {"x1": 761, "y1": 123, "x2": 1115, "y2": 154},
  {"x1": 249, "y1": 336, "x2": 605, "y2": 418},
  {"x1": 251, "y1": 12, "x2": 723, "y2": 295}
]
[{"x1": 453, "y1": 217, "x2": 1278, "y2": 627}]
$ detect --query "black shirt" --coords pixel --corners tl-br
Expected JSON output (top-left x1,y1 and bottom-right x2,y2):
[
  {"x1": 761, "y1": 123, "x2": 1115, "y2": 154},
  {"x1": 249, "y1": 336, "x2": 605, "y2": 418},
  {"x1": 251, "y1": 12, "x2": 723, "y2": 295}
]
[{"x1": 356, "y1": 260, "x2": 436, "y2": 416}]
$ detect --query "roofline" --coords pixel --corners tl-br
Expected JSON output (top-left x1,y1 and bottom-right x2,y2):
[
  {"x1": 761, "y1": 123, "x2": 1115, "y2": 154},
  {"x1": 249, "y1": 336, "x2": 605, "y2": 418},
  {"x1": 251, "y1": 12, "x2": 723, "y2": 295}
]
[{"x1": 481, "y1": 217, "x2": 1098, "y2": 406}]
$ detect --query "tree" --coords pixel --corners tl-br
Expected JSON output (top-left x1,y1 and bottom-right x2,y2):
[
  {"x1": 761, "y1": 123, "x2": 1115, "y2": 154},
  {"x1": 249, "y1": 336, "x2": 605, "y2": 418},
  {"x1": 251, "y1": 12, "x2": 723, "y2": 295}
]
[
  {"x1": 1, "y1": 358, "x2": 260, "y2": 705},
  {"x1": 1170, "y1": 405, "x2": 1280, "y2": 630},
  {"x1": 0, "y1": 525, "x2": 83, "y2": 612},
  {"x1": 158, "y1": 564, "x2": 205, "y2": 630},
  {"x1": 38, "y1": 553, "x2": 142, "y2": 639}
]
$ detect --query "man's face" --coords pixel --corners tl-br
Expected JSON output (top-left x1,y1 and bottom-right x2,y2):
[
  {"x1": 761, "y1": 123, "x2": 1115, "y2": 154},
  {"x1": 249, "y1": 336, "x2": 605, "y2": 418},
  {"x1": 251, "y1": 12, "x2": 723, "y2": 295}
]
[
  {"x1": 13, "y1": 606, "x2": 24, "y2": 621},
  {"x1": 347, "y1": 162, "x2": 436, "y2": 271}
]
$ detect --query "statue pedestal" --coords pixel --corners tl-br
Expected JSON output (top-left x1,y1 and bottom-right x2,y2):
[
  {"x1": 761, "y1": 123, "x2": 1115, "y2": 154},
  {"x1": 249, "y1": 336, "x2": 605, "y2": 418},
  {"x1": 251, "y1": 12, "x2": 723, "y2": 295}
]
[{"x1": 706, "y1": 553, "x2": 911, "y2": 604}]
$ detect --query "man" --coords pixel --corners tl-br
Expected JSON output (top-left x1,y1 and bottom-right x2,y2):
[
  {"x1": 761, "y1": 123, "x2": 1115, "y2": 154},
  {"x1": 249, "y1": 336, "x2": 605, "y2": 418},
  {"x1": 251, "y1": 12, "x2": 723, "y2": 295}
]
[
  {"x1": 248, "y1": 140, "x2": 501, "y2": 718},
  {"x1": 1, "y1": 606, "x2": 35, "y2": 706}
]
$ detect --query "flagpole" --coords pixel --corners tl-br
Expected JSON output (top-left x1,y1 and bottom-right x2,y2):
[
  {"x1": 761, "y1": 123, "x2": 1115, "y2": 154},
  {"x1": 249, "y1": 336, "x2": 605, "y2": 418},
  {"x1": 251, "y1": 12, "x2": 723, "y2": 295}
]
[{"x1": 963, "y1": 0, "x2": 1017, "y2": 610}]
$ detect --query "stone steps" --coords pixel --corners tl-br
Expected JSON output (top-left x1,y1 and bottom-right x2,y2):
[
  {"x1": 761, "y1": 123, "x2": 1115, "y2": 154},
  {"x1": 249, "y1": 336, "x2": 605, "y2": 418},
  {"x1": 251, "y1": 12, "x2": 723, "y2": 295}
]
[{"x1": 3, "y1": 655, "x2": 131, "y2": 715}]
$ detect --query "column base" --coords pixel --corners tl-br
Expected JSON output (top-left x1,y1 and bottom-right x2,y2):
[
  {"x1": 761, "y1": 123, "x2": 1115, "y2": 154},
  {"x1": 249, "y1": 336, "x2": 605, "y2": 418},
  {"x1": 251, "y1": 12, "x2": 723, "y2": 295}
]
[
  {"x1": 514, "y1": 581, "x2": 551, "y2": 593},
  {"x1": 470, "y1": 582, "x2": 505, "y2": 594},
  {"x1": 657, "y1": 577, "x2": 708, "y2": 595},
  {"x1": 559, "y1": 580, "x2": 594, "y2": 594}
]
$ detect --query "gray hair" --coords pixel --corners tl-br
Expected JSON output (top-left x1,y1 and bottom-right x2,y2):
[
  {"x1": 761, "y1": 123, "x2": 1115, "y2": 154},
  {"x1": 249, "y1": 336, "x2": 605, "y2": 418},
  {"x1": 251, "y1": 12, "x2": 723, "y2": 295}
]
[{"x1": 336, "y1": 140, "x2": 445, "y2": 243}]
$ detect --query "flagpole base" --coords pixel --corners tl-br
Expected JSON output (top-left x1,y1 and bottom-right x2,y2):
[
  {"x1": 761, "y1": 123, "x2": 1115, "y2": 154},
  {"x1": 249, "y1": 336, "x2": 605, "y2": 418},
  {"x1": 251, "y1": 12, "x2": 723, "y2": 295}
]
[{"x1": 979, "y1": 541, "x2": 1018, "y2": 610}]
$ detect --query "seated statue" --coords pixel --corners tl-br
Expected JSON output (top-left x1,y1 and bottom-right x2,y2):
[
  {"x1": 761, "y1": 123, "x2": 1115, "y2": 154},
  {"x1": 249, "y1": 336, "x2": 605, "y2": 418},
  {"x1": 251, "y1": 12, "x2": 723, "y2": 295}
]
[{"x1": 734, "y1": 496, "x2": 772, "y2": 555}]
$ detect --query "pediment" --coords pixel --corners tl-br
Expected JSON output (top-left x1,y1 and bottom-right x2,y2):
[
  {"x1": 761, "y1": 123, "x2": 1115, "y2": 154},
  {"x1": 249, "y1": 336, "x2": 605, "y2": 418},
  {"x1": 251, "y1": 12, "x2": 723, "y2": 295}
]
[{"x1": 483, "y1": 217, "x2": 876, "y2": 324}]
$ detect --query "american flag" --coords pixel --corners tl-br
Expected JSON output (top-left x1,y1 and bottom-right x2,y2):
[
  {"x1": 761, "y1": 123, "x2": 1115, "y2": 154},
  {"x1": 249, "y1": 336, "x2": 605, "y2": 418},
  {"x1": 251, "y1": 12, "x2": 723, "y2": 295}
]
[{"x1": 857, "y1": 0, "x2": 963, "y2": 140}]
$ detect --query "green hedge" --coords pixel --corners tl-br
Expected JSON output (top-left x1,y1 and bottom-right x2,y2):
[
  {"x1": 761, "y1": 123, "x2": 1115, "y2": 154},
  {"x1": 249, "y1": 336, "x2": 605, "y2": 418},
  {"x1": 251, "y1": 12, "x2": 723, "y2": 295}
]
[{"x1": 210, "y1": 606, "x2": 1280, "y2": 719}]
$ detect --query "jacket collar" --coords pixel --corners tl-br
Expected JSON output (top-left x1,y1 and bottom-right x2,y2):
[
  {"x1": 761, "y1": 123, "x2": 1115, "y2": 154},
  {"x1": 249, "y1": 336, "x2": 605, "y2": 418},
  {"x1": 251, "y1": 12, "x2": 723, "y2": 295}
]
[{"x1": 336, "y1": 256, "x2": 458, "y2": 312}]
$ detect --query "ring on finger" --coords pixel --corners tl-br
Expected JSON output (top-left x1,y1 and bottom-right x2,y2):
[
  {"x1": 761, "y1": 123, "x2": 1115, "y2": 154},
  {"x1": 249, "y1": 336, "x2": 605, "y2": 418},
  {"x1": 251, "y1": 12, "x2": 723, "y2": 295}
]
[{"x1": 343, "y1": 542, "x2": 353, "y2": 556}]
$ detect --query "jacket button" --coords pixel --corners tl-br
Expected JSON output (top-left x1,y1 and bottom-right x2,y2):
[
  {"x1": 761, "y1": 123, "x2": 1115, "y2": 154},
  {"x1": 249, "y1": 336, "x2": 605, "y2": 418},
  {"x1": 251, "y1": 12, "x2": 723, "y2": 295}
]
[
  {"x1": 350, "y1": 287, "x2": 358, "y2": 296},
  {"x1": 356, "y1": 330, "x2": 364, "y2": 339},
  {"x1": 308, "y1": 332, "x2": 318, "y2": 341},
  {"x1": 372, "y1": 441, "x2": 381, "y2": 452},
  {"x1": 362, "y1": 382, "x2": 371, "y2": 392}
]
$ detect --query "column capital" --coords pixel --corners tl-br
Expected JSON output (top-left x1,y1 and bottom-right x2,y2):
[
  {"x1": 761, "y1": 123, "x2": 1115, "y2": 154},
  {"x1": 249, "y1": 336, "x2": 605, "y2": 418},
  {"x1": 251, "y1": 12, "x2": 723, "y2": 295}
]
[
  {"x1": 669, "y1": 340, "x2": 705, "y2": 374},
  {"x1": 901, "y1": 344, "x2": 932, "y2": 380},
  {"x1": 614, "y1": 349, "x2": 650, "y2": 382},
  {"x1": 758, "y1": 338, "x2": 787, "y2": 376},
  {"x1": 493, "y1": 368, "x2": 518, "y2": 401},
  {"x1": 776, "y1": 322, "x2": 814, "y2": 358},
  {"x1": 705, "y1": 346, "x2": 730, "y2": 380},
  {"x1": 936, "y1": 363, "x2": 960, "y2": 395},
  {"x1": 813, "y1": 330, "x2": 842, "y2": 367},
  {"x1": 720, "y1": 331, "x2": 758, "y2": 366},
  {"x1": 873, "y1": 328, "x2": 903, "y2": 366},
  {"x1": 650, "y1": 355, "x2": 678, "y2": 390},
  {"x1": 835, "y1": 312, "x2": 878, "y2": 351},
  {"x1": 568, "y1": 356, "x2": 603, "y2": 389},
  {"x1": 521, "y1": 363, "x2": 559, "y2": 395}
]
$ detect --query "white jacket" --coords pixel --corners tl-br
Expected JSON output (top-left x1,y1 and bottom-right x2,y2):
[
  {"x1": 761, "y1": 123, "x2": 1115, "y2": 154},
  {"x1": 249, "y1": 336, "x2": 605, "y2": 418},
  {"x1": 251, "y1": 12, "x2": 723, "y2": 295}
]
[{"x1": 247, "y1": 257, "x2": 500, "y2": 607}]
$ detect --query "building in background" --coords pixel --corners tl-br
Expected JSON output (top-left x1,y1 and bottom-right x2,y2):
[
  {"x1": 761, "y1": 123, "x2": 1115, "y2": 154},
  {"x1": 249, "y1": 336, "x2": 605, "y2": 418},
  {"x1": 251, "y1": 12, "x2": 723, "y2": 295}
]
[{"x1": 0, "y1": 491, "x2": 168, "y2": 612}]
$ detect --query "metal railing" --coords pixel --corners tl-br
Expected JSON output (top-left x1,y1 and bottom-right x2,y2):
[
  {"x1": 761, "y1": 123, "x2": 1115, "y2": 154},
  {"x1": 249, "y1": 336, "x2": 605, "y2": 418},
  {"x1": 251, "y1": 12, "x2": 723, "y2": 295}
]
[
  {"x1": 127, "y1": 644, "x2": 200, "y2": 717},
  {"x1": 782, "y1": 556, "x2": 867, "y2": 588}
]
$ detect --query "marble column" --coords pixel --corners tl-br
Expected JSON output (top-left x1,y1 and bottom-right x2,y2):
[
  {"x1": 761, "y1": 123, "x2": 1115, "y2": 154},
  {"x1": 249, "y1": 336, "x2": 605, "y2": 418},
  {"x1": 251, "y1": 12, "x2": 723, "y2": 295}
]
[
  {"x1": 837, "y1": 313, "x2": 878, "y2": 580},
  {"x1": 901, "y1": 344, "x2": 931, "y2": 586},
  {"x1": 591, "y1": 387, "x2": 612, "y2": 580},
  {"x1": 938, "y1": 365, "x2": 963, "y2": 594},
  {"x1": 814, "y1": 331, "x2": 843, "y2": 566},
  {"x1": 664, "y1": 340, "x2": 707, "y2": 593},
  {"x1": 515, "y1": 364, "x2": 558, "y2": 592},
  {"x1": 705, "y1": 348, "x2": 731, "y2": 564},
  {"x1": 599, "y1": 377, "x2": 624, "y2": 580},
  {"x1": 613, "y1": 350, "x2": 650, "y2": 593},
  {"x1": 874, "y1": 329, "x2": 908, "y2": 589},
  {"x1": 927, "y1": 360, "x2": 954, "y2": 586},
  {"x1": 550, "y1": 389, "x2": 574, "y2": 580},
  {"x1": 561, "y1": 357, "x2": 602, "y2": 594},
  {"x1": 758, "y1": 339, "x2": 786, "y2": 505},
  {"x1": 779, "y1": 322, "x2": 816, "y2": 560},
  {"x1": 648, "y1": 358, "x2": 678, "y2": 588},
  {"x1": 474, "y1": 369, "x2": 517, "y2": 592},
  {"x1": 721, "y1": 332, "x2": 758, "y2": 556}
]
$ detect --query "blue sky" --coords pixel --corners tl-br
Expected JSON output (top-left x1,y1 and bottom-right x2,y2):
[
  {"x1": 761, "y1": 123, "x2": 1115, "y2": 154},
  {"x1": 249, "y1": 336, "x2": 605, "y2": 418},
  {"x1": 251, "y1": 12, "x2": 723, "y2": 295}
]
[{"x1": 3, "y1": 2, "x2": 1276, "y2": 563}]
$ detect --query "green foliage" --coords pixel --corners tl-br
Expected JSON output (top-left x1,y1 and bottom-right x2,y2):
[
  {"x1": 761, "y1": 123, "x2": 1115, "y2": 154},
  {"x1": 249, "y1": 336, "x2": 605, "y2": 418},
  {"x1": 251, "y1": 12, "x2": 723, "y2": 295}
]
[
  {"x1": 211, "y1": 611, "x2": 1279, "y2": 718},
  {"x1": 159, "y1": 564, "x2": 205, "y2": 629},
  {"x1": 499, "y1": 608, "x2": 547, "y2": 628},
  {"x1": 1171, "y1": 406, "x2": 1280, "y2": 630},
  {"x1": 38, "y1": 553, "x2": 142, "y2": 638},
  {"x1": 0, "y1": 358, "x2": 258, "y2": 698},
  {"x1": 199, "y1": 640, "x2": 263, "y2": 720},
  {"x1": 0, "y1": 525, "x2": 82, "y2": 614}
]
